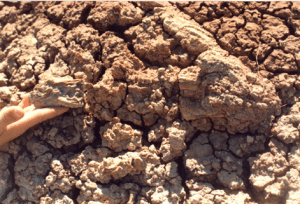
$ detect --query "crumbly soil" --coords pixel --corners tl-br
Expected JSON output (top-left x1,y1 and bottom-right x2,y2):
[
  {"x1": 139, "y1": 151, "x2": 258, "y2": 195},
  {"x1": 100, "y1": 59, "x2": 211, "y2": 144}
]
[{"x1": 0, "y1": 2, "x2": 300, "y2": 204}]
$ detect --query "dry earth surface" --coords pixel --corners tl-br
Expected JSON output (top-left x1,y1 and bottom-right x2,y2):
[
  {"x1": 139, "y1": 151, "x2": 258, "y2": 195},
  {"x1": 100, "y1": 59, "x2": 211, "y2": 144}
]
[{"x1": 0, "y1": 1, "x2": 300, "y2": 204}]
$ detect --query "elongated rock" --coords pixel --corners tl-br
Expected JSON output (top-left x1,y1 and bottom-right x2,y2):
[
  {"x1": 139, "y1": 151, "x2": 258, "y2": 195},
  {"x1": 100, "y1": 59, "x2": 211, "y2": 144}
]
[{"x1": 29, "y1": 76, "x2": 84, "y2": 108}]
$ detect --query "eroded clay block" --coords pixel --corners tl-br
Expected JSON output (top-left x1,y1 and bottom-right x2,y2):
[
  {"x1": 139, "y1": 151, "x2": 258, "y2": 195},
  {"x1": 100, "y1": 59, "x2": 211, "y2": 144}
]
[{"x1": 29, "y1": 76, "x2": 84, "y2": 108}]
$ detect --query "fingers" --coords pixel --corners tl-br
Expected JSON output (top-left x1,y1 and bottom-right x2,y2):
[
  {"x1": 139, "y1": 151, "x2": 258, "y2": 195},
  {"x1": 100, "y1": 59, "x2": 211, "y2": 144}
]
[
  {"x1": 18, "y1": 94, "x2": 31, "y2": 109},
  {"x1": 0, "y1": 106, "x2": 25, "y2": 134},
  {"x1": 29, "y1": 107, "x2": 69, "y2": 125},
  {"x1": 3, "y1": 107, "x2": 69, "y2": 144},
  {"x1": 19, "y1": 107, "x2": 69, "y2": 128},
  {"x1": 23, "y1": 104, "x2": 36, "y2": 113}
]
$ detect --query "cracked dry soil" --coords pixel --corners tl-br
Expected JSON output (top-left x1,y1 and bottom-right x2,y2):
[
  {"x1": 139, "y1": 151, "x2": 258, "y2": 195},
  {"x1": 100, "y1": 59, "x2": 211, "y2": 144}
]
[{"x1": 0, "y1": 1, "x2": 300, "y2": 204}]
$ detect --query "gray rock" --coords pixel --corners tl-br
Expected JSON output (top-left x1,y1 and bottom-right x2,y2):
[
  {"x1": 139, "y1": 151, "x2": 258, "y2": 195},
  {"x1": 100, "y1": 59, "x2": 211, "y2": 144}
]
[{"x1": 29, "y1": 76, "x2": 84, "y2": 108}]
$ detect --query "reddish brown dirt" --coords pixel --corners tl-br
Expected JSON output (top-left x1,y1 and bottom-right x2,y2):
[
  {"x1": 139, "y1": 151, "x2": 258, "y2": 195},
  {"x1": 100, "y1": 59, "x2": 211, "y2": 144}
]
[{"x1": 0, "y1": 2, "x2": 300, "y2": 203}]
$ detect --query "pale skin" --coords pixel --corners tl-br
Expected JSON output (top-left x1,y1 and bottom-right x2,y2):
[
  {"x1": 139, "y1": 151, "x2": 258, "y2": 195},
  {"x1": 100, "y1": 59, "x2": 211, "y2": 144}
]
[{"x1": 0, "y1": 95, "x2": 69, "y2": 147}]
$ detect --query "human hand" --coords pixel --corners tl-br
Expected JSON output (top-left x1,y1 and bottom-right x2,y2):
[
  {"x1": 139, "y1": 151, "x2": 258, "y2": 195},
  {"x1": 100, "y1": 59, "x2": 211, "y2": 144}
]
[{"x1": 0, "y1": 95, "x2": 69, "y2": 147}]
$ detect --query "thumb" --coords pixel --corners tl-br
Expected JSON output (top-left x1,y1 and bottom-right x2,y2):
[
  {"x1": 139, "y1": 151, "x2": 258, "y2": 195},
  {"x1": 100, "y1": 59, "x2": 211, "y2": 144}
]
[{"x1": 0, "y1": 106, "x2": 25, "y2": 132}]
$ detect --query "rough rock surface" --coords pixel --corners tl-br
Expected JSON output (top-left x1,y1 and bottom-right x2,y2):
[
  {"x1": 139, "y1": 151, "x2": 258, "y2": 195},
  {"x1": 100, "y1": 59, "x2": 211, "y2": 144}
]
[
  {"x1": 99, "y1": 117, "x2": 142, "y2": 152},
  {"x1": 180, "y1": 50, "x2": 281, "y2": 134},
  {"x1": 29, "y1": 76, "x2": 84, "y2": 108},
  {"x1": 186, "y1": 179, "x2": 253, "y2": 204},
  {"x1": 0, "y1": 85, "x2": 23, "y2": 109},
  {"x1": 159, "y1": 120, "x2": 196, "y2": 162},
  {"x1": 247, "y1": 139, "x2": 299, "y2": 204},
  {"x1": 40, "y1": 111, "x2": 95, "y2": 148},
  {"x1": 124, "y1": 65, "x2": 181, "y2": 126},
  {"x1": 0, "y1": 153, "x2": 12, "y2": 200},
  {"x1": 272, "y1": 102, "x2": 300, "y2": 144},
  {"x1": 0, "y1": 2, "x2": 300, "y2": 204},
  {"x1": 184, "y1": 133, "x2": 220, "y2": 182},
  {"x1": 14, "y1": 151, "x2": 52, "y2": 202},
  {"x1": 87, "y1": 2, "x2": 144, "y2": 31}
]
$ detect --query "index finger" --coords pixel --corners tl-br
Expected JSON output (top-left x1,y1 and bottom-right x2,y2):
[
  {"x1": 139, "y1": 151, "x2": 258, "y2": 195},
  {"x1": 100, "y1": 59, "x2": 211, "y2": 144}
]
[
  {"x1": 0, "y1": 106, "x2": 24, "y2": 135},
  {"x1": 4, "y1": 107, "x2": 69, "y2": 142},
  {"x1": 18, "y1": 94, "x2": 31, "y2": 109}
]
